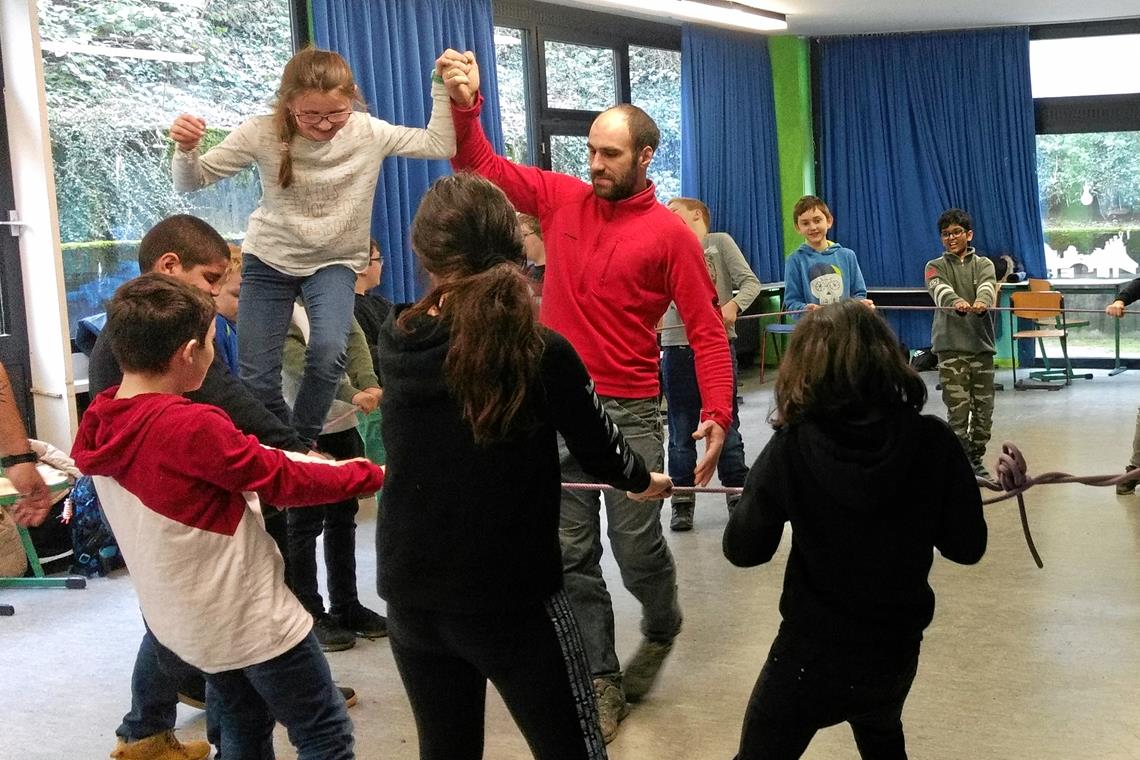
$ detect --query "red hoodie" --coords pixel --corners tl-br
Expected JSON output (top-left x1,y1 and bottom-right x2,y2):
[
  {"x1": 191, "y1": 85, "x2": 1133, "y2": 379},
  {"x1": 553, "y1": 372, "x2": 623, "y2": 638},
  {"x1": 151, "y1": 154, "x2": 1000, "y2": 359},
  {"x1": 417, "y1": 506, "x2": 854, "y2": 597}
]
[
  {"x1": 72, "y1": 390, "x2": 383, "y2": 671},
  {"x1": 451, "y1": 95, "x2": 734, "y2": 431}
]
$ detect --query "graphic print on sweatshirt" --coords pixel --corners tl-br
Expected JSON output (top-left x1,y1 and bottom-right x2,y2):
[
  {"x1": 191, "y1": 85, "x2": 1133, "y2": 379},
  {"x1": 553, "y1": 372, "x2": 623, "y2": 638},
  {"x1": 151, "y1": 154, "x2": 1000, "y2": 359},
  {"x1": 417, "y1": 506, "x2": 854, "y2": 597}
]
[{"x1": 808, "y1": 262, "x2": 844, "y2": 305}]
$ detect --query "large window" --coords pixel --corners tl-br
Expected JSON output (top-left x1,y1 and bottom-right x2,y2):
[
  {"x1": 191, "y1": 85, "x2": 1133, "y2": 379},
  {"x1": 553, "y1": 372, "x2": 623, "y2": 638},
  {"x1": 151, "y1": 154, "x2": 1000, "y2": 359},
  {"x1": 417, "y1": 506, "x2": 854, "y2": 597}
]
[
  {"x1": 493, "y1": 2, "x2": 682, "y2": 203},
  {"x1": 38, "y1": 0, "x2": 294, "y2": 337},
  {"x1": 1031, "y1": 24, "x2": 1140, "y2": 360}
]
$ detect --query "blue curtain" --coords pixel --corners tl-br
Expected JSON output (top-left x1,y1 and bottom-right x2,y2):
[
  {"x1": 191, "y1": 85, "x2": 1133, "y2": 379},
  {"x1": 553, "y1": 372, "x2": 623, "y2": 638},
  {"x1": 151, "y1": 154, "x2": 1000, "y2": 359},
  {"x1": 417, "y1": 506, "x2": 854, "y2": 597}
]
[
  {"x1": 681, "y1": 25, "x2": 783, "y2": 283},
  {"x1": 819, "y1": 27, "x2": 1044, "y2": 348},
  {"x1": 311, "y1": 0, "x2": 503, "y2": 303}
]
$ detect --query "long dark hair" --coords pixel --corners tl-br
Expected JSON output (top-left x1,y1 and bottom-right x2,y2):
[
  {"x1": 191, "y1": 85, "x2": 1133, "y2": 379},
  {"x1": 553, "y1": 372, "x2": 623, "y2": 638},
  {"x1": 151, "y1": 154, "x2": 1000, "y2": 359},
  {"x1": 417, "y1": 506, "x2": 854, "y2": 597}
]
[
  {"x1": 398, "y1": 173, "x2": 544, "y2": 444},
  {"x1": 773, "y1": 301, "x2": 926, "y2": 427}
]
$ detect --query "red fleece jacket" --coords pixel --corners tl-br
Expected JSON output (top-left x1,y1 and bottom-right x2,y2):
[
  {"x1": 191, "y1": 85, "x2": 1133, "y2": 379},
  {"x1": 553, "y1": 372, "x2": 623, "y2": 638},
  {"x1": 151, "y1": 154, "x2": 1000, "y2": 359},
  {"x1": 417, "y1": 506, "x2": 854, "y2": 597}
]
[{"x1": 451, "y1": 95, "x2": 734, "y2": 430}]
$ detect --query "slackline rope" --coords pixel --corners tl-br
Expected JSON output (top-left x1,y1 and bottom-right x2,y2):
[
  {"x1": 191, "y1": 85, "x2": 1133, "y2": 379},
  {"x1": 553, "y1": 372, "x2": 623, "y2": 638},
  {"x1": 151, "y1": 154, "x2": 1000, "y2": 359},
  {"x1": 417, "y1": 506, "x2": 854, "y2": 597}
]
[{"x1": 560, "y1": 444, "x2": 1140, "y2": 571}]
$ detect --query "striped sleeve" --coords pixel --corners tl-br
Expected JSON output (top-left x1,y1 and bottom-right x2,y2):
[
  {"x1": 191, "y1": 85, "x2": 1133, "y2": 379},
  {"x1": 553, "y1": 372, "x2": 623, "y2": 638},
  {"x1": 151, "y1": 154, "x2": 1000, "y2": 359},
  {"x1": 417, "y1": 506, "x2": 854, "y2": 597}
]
[
  {"x1": 975, "y1": 258, "x2": 998, "y2": 307},
  {"x1": 925, "y1": 259, "x2": 960, "y2": 308}
]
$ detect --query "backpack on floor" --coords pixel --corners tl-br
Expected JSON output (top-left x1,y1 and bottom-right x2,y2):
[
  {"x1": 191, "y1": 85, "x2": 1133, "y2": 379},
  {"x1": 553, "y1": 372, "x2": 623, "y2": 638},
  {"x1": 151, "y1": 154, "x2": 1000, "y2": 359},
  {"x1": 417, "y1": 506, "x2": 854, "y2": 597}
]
[{"x1": 68, "y1": 475, "x2": 124, "y2": 577}]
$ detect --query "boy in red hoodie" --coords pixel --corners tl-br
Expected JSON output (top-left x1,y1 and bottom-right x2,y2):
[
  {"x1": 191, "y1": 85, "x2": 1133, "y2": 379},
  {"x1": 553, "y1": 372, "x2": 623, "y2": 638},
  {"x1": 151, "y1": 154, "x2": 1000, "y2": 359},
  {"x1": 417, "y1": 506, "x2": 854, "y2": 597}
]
[{"x1": 72, "y1": 274, "x2": 383, "y2": 760}]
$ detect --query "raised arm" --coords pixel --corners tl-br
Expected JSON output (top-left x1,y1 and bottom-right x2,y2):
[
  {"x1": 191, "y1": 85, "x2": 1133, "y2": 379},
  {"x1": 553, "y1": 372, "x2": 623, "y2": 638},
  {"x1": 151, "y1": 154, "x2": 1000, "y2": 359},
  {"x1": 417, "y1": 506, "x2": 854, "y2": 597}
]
[
  {"x1": 172, "y1": 117, "x2": 259, "y2": 192},
  {"x1": 438, "y1": 50, "x2": 588, "y2": 218},
  {"x1": 371, "y1": 76, "x2": 456, "y2": 160}
]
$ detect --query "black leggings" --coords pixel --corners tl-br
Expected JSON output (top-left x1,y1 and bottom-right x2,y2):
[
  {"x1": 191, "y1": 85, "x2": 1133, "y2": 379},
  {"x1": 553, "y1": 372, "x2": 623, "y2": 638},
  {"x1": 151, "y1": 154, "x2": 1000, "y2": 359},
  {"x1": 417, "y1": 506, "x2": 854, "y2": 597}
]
[
  {"x1": 735, "y1": 628, "x2": 920, "y2": 760},
  {"x1": 387, "y1": 590, "x2": 606, "y2": 760}
]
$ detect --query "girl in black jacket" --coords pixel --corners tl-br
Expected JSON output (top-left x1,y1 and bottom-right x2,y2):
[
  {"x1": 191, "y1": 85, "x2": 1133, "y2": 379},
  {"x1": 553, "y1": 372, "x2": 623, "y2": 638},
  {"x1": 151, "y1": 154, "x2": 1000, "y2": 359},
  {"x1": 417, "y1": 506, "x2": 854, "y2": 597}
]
[
  {"x1": 724, "y1": 300, "x2": 987, "y2": 760},
  {"x1": 376, "y1": 173, "x2": 671, "y2": 760}
]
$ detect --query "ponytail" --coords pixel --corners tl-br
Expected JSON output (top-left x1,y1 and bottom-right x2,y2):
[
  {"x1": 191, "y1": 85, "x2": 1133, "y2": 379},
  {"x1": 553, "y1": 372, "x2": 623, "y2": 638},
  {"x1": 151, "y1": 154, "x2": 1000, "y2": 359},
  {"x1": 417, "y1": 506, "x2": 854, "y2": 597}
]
[{"x1": 399, "y1": 261, "x2": 543, "y2": 445}]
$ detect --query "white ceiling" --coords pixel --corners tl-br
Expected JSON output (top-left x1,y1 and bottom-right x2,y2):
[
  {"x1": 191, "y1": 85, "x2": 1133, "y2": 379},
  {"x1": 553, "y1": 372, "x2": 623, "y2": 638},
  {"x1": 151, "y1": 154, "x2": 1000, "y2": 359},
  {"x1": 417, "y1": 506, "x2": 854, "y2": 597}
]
[{"x1": 548, "y1": 0, "x2": 1140, "y2": 36}]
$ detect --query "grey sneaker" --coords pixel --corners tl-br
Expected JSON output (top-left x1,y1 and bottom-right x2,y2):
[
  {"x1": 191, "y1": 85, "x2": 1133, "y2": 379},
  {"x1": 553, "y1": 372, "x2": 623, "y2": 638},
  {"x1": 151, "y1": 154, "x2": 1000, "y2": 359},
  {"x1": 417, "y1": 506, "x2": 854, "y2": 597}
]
[
  {"x1": 593, "y1": 676, "x2": 629, "y2": 744},
  {"x1": 623, "y1": 638, "x2": 674, "y2": 703},
  {"x1": 669, "y1": 501, "x2": 694, "y2": 532},
  {"x1": 1117, "y1": 465, "x2": 1138, "y2": 495}
]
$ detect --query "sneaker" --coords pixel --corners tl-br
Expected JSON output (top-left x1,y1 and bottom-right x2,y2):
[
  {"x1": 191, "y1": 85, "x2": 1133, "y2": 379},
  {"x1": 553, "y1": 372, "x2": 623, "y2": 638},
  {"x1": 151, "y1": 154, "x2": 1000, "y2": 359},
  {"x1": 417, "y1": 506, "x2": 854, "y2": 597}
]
[
  {"x1": 623, "y1": 638, "x2": 674, "y2": 703},
  {"x1": 669, "y1": 501, "x2": 694, "y2": 532},
  {"x1": 1117, "y1": 465, "x2": 1138, "y2": 495},
  {"x1": 175, "y1": 674, "x2": 206, "y2": 710},
  {"x1": 111, "y1": 731, "x2": 210, "y2": 760},
  {"x1": 330, "y1": 602, "x2": 388, "y2": 639},
  {"x1": 593, "y1": 676, "x2": 629, "y2": 744},
  {"x1": 338, "y1": 685, "x2": 358, "y2": 709},
  {"x1": 313, "y1": 614, "x2": 356, "y2": 652}
]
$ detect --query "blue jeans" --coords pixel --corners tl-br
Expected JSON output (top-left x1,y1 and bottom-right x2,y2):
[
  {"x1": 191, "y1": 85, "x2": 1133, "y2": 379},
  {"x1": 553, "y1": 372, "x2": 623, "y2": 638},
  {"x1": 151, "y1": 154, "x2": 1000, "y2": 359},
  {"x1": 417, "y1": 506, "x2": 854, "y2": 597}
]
[
  {"x1": 558, "y1": 396, "x2": 682, "y2": 677},
  {"x1": 117, "y1": 626, "x2": 219, "y2": 746},
  {"x1": 204, "y1": 632, "x2": 354, "y2": 760},
  {"x1": 661, "y1": 341, "x2": 748, "y2": 499},
  {"x1": 238, "y1": 255, "x2": 357, "y2": 444}
]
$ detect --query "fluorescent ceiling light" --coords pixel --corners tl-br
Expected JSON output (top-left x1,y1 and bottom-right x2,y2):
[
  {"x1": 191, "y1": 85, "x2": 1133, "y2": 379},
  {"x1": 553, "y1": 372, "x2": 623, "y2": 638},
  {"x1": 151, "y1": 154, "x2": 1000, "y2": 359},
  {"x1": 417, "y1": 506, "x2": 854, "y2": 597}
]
[
  {"x1": 571, "y1": 0, "x2": 787, "y2": 32},
  {"x1": 40, "y1": 41, "x2": 204, "y2": 64}
]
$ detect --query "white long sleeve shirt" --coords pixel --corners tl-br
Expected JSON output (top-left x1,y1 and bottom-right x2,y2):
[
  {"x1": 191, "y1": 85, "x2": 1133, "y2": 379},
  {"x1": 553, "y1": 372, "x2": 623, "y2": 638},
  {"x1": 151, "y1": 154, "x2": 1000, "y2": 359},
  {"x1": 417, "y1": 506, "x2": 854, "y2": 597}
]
[{"x1": 173, "y1": 80, "x2": 456, "y2": 276}]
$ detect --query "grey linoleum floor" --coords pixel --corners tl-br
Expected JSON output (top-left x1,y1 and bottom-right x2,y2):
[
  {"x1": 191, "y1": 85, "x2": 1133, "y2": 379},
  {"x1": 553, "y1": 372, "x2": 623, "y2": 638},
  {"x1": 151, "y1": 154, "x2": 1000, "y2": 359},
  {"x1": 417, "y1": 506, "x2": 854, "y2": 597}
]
[{"x1": 4, "y1": 366, "x2": 1140, "y2": 759}]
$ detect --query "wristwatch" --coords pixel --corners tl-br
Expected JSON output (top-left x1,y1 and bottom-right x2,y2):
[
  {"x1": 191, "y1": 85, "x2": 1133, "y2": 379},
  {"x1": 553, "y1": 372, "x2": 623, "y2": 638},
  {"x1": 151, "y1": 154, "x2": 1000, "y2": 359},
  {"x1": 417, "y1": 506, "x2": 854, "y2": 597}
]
[{"x1": 1, "y1": 452, "x2": 38, "y2": 468}]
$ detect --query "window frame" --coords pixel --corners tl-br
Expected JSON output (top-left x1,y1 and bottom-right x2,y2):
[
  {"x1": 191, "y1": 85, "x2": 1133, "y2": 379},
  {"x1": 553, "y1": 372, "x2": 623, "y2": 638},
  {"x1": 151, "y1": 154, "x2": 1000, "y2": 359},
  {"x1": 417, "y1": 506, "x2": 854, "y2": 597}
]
[
  {"x1": 493, "y1": 0, "x2": 680, "y2": 170},
  {"x1": 1030, "y1": 19, "x2": 1140, "y2": 134}
]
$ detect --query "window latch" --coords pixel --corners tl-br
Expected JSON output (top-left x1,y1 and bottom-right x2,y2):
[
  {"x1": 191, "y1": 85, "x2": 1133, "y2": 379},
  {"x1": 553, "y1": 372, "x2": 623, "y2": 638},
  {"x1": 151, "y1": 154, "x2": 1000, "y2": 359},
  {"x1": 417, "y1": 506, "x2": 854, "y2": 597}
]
[{"x1": 0, "y1": 210, "x2": 27, "y2": 237}]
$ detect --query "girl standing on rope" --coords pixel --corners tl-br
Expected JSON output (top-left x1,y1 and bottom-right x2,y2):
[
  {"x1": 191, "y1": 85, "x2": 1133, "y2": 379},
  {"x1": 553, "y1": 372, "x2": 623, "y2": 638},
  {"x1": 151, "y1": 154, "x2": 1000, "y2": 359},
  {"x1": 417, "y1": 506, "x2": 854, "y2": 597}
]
[
  {"x1": 169, "y1": 47, "x2": 456, "y2": 445},
  {"x1": 375, "y1": 173, "x2": 671, "y2": 760},
  {"x1": 724, "y1": 300, "x2": 987, "y2": 760}
]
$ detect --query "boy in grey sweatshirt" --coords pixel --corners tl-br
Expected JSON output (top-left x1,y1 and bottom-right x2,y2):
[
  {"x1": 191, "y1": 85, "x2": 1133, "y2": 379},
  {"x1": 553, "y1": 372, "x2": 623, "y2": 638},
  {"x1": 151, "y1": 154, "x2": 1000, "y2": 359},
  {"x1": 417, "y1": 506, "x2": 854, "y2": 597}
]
[{"x1": 924, "y1": 208, "x2": 998, "y2": 478}]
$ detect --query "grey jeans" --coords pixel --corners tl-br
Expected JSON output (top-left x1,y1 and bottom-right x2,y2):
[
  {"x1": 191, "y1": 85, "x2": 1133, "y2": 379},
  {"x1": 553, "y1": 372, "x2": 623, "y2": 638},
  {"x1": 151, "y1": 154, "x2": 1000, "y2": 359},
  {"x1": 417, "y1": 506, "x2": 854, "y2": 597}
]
[{"x1": 558, "y1": 395, "x2": 683, "y2": 678}]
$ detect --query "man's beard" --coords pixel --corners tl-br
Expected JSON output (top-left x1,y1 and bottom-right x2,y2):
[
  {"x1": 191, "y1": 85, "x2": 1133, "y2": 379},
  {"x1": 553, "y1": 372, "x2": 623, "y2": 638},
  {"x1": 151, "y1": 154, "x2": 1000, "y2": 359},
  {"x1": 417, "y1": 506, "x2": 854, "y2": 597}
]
[{"x1": 592, "y1": 160, "x2": 639, "y2": 201}]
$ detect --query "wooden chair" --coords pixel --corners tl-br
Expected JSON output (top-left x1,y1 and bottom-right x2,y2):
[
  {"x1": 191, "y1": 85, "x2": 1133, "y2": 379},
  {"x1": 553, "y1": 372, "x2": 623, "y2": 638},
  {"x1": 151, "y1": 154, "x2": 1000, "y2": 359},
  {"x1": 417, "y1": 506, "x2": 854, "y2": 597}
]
[{"x1": 1008, "y1": 290, "x2": 1092, "y2": 389}]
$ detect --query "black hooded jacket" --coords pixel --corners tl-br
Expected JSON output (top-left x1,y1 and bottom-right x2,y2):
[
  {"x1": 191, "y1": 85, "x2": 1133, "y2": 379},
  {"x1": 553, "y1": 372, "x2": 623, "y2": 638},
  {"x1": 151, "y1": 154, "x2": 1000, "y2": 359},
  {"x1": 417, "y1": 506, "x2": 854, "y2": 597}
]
[
  {"x1": 376, "y1": 310, "x2": 650, "y2": 613},
  {"x1": 724, "y1": 410, "x2": 986, "y2": 647}
]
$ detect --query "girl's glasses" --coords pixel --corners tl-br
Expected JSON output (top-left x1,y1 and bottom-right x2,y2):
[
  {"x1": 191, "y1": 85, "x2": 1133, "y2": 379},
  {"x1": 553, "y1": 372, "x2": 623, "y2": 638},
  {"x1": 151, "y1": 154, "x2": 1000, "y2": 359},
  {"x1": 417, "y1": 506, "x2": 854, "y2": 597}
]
[{"x1": 292, "y1": 111, "x2": 353, "y2": 126}]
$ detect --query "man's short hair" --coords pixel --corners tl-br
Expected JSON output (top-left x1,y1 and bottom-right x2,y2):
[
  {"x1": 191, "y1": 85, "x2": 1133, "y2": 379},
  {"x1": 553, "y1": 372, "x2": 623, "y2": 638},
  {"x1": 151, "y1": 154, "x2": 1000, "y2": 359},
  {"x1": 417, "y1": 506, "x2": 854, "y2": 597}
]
[
  {"x1": 793, "y1": 195, "x2": 832, "y2": 222},
  {"x1": 669, "y1": 197, "x2": 710, "y2": 227},
  {"x1": 938, "y1": 208, "x2": 973, "y2": 233},
  {"x1": 608, "y1": 104, "x2": 660, "y2": 153},
  {"x1": 137, "y1": 215, "x2": 230, "y2": 273},
  {"x1": 106, "y1": 273, "x2": 216, "y2": 374}
]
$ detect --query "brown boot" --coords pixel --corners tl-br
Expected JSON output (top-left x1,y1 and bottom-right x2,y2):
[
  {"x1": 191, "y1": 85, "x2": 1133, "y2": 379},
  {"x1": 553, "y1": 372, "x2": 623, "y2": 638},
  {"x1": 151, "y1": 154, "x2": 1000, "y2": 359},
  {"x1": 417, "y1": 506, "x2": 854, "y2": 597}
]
[{"x1": 110, "y1": 731, "x2": 211, "y2": 760}]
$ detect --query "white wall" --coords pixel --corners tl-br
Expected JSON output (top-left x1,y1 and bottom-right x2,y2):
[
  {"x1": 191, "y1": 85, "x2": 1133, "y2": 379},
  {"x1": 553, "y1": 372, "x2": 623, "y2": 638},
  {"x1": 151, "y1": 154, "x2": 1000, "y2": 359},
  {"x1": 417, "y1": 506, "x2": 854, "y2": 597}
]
[{"x1": 1, "y1": 0, "x2": 78, "y2": 451}]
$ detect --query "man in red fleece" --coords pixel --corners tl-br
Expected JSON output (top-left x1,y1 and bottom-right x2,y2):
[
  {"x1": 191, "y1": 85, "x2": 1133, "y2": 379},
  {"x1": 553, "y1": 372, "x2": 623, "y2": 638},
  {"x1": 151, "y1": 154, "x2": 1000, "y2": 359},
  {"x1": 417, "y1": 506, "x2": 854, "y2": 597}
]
[{"x1": 437, "y1": 50, "x2": 735, "y2": 741}]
